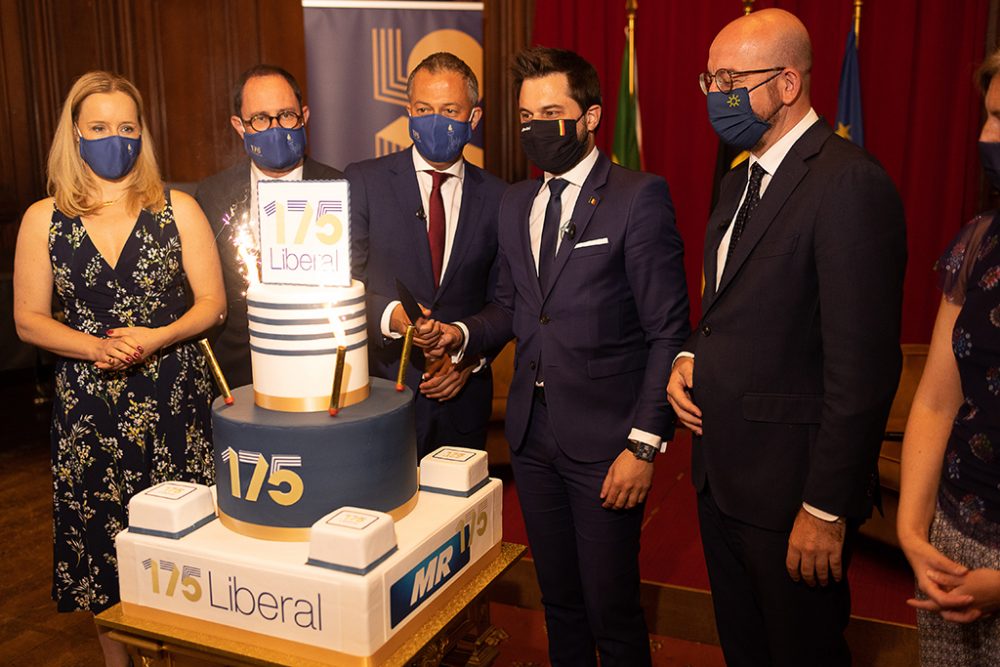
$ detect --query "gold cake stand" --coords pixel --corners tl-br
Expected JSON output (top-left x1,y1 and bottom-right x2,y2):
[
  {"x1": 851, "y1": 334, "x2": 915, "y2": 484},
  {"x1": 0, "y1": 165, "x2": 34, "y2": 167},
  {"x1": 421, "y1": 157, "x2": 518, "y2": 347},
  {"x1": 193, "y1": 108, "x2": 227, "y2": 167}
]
[{"x1": 96, "y1": 542, "x2": 526, "y2": 667}]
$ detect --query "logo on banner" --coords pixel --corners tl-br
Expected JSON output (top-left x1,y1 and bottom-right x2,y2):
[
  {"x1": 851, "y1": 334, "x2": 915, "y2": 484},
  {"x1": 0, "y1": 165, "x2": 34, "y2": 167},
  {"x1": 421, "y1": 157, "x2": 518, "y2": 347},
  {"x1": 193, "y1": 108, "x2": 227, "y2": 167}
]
[
  {"x1": 389, "y1": 525, "x2": 471, "y2": 627},
  {"x1": 257, "y1": 180, "x2": 351, "y2": 286}
]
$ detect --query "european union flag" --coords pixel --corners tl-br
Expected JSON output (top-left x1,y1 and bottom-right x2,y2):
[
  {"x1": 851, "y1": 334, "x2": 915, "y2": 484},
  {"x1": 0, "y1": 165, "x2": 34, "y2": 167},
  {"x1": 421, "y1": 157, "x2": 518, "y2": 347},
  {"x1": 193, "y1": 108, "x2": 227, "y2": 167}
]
[{"x1": 836, "y1": 27, "x2": 864, "y2": 146}]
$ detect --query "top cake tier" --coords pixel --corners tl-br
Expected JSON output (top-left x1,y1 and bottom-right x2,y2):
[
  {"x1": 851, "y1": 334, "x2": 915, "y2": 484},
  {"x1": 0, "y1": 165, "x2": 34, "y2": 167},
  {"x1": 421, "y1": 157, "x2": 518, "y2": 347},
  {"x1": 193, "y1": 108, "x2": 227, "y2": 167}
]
[{"x1": 246, "y1": 280, "x2": 369, "y2": 412}]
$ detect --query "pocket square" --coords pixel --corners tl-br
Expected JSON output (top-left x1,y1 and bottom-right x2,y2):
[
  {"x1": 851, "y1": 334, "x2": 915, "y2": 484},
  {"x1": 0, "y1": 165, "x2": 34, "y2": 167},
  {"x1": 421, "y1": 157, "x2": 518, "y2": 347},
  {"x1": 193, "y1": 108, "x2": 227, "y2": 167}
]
[{"x1": 574, "y1": 237, "x2": 609, "y2": 250}]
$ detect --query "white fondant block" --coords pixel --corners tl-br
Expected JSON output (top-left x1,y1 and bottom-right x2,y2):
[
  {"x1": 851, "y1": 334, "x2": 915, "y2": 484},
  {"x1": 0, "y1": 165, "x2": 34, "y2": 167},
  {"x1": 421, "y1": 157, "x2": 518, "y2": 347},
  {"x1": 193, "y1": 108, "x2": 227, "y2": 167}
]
[
  {"x1": 128, "y1": 482, "x2": 215, "y2": 538},
  {"x1": 115, "y1": 479, "x2": 503, "y2": 658},
  {"x1": 308, "y1": 507, "x2": 397, "y2": 573},
  {"x1": 419, "y1": 447, "x2": 488, "y2": 495}
]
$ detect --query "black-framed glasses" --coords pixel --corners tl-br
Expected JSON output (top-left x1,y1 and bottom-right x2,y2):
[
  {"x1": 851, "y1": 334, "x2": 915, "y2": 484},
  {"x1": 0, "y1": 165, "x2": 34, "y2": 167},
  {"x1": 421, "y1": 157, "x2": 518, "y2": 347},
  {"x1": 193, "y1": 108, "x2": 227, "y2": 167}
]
[
  {"x1": 241, "y1": 110, "x2": 303, "y2": 132},
  {"x1": 699, "y1": 67, "x2": 785, "y2": 95}
]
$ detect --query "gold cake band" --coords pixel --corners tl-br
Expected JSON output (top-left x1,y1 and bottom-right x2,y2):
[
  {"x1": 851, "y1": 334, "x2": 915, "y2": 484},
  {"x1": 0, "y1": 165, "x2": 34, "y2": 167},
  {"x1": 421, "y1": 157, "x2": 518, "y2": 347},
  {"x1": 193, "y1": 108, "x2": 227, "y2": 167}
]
[
  {"x1": 254, "y1": 383, "x2": 370, "y2": 412},
  {"x1": 217, "y1": 487, "x2": 420, "y2": 541}
]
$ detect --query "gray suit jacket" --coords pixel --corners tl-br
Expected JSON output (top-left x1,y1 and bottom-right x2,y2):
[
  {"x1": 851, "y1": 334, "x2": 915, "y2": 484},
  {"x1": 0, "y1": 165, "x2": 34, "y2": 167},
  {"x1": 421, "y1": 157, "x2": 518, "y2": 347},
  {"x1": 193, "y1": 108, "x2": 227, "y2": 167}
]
[{"x1": 195, "y1": 157, "x2": 343, "y2": 389}]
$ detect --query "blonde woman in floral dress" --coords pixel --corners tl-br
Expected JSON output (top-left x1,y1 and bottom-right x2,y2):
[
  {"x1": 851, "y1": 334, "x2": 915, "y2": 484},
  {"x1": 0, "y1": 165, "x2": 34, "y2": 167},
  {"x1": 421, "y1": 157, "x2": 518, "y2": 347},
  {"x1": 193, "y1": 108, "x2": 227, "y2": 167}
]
[{"x1": 13, "y1": 71, "x2": 225, "y2": 667}]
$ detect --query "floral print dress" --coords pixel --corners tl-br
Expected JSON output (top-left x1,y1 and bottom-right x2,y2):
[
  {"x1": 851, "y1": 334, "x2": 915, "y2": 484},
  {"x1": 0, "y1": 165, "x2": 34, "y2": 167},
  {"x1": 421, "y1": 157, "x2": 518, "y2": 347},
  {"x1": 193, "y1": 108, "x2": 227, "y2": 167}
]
[{"x1": 48, "y1": 194, "x2": 215, "y2": 613}]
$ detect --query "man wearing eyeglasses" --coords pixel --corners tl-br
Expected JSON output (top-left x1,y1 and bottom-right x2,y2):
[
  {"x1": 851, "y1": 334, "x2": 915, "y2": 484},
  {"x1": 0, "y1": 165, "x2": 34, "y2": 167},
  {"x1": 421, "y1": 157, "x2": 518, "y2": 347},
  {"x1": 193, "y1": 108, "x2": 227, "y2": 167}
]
[
  {"x1": 195, "y1": 64, "x2": 343, "y2": 389},
  {"x1": 666, "y1": 9, "x2": 906, "y2": 666}
]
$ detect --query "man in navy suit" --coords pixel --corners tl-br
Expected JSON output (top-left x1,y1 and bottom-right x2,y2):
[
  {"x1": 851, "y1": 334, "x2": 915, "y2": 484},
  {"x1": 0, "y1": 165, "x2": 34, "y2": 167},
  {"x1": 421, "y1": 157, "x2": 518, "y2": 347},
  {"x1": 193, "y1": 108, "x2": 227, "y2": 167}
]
[
  {"x1": 197, "y1": 65, "x2": 342, "y2": 389},
  {"x1": 436, "y1": 47, "x2": 690, "y2": 666},
  {"x1": 667, "y1": 10, "x2": 906, "y2": 666},
  {"x1": 347, "y1": 53, "x2": 506, "y2": 458}
]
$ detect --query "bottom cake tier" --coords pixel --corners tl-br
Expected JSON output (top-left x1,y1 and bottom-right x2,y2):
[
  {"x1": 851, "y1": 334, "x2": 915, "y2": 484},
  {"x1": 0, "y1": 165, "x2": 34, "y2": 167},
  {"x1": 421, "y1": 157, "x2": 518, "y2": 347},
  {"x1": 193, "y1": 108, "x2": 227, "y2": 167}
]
[{"x1": 116, "y1": 477, "x2": 502, "y2": 662}]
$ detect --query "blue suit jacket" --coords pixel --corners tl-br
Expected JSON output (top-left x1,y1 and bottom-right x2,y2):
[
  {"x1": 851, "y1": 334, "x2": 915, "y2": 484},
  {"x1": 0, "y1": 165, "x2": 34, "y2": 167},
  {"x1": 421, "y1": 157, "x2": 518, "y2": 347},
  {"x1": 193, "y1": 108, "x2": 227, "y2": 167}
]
[
  {"x1": 346, "y1": 148, "x2": 507, "y2": 435},
  {"x1": 463, "y1": 151, "x2": 690, "y2": 461}
]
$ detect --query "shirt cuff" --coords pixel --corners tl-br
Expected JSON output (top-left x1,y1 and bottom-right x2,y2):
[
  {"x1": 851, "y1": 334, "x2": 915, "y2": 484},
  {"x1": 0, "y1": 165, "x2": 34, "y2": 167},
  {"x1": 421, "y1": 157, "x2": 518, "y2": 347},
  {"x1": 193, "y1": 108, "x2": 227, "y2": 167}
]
[
  {"x1": 628, "y1": 428, "x2": 667, "y2": 454},
  {"x1": 802, "y1": 502, "x2": 841, "y2": 522},
  {"x1": 453, "y1": 321, "x2": 471, "y2": 364},
  {"x1": 381, "y1": 300, "x2": 402, "y2": 339},
  {"x1": 673, "y1": 351, "x2": 694, "y2": 365}
]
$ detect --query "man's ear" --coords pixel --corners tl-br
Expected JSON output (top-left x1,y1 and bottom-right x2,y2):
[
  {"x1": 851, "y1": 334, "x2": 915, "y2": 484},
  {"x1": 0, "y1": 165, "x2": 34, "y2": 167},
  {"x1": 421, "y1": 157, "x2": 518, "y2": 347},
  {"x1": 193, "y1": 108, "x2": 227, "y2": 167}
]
[
  {"x1": 469, "y1": 106, "x2": 483, "y2": 131},
  {"x1": 230, "y1": 115, "x2": 245, "y2": 138},
  {"x1": 585, "y1": 105, "x2": 602, "y2": 132},
  {"x1": 301, "y1": 104, "x2": 310, "y2": 126}
]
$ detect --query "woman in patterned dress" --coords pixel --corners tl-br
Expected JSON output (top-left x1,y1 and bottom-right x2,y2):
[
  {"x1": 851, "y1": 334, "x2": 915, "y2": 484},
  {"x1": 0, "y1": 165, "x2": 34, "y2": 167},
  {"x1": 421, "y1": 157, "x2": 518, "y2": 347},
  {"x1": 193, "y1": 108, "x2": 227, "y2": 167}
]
[
  {"x1": 13, "y1": 71, "x2": 224, "y2": 666},
  {"x1": 898, "y1": 51, "x2": 1000, "y2": 666}
]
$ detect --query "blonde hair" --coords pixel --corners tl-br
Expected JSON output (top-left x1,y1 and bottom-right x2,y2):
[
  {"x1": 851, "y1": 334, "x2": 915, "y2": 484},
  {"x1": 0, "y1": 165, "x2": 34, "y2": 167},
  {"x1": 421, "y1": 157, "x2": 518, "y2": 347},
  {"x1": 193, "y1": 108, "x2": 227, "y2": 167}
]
[{"x1": 47, "y1": 71, "x2": 164, "y2": 217}]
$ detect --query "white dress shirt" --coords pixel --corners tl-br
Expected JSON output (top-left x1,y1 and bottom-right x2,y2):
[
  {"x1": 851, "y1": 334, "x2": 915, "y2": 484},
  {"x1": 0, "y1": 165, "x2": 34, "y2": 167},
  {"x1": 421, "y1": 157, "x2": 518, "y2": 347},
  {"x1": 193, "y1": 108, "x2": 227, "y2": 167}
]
[{"x1": 530, "y1": 146, "x2": 600, "y2": 274}]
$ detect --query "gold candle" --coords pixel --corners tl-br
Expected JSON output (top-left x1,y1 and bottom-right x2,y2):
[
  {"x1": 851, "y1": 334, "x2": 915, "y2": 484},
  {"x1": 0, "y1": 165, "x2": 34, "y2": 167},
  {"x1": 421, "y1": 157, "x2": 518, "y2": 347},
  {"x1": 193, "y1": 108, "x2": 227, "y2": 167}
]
[
  {"x1": 397, "y1": 325, "x2": 415, "y2": 391},
  {"x1": 197, "y1": 338, "x2": 233, "y2": 405},
  {"x1": 328, "y1": 345, "x2": 347, "y2": 416}
]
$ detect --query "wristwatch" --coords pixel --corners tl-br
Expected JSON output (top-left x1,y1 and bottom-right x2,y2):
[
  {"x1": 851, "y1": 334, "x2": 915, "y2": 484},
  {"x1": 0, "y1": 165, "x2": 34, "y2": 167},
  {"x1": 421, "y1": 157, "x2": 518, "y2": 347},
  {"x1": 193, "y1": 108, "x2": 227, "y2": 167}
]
[{"x1": 626, "y1": 438, "x2": 657, "y2": 462}]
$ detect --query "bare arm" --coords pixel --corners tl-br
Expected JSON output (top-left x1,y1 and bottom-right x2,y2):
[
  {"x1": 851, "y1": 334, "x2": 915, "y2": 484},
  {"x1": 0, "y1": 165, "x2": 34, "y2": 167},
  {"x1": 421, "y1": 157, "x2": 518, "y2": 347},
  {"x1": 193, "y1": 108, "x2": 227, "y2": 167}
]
[
  {"x1": 13, "y1": 199, "x2": 114, "y2": 361},
  {"x1": 897, "y1": 297, "x2": 974, "y2": 613}
]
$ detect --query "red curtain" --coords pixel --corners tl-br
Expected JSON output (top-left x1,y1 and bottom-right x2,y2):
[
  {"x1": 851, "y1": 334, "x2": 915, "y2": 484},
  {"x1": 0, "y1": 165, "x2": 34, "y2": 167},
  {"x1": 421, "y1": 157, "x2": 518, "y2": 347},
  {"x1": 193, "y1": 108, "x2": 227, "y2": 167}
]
[{"x1": 531, "y1": 0, "x2": 989, "y2": 342}]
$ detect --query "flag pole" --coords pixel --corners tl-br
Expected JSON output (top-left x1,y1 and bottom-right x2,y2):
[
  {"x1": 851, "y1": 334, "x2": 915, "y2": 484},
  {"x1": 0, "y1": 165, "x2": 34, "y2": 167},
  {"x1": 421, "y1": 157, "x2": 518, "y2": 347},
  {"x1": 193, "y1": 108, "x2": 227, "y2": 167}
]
[
  {"x1": 742, "y1": 0, "x2": 755, "y2": 16},
  {"x1": 626, "y1": 0, "x2": 637, "y2": 96},
  {"x1": 853, "y1": 0, "x2": 863, "y2": 46}
]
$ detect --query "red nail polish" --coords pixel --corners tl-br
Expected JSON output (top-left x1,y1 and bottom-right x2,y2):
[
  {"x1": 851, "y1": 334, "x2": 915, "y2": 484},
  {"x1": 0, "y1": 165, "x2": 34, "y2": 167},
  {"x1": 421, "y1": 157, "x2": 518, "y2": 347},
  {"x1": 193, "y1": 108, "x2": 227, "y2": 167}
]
[{"x1": 106, "y1": 329, "x2": 114, "y2": 335}]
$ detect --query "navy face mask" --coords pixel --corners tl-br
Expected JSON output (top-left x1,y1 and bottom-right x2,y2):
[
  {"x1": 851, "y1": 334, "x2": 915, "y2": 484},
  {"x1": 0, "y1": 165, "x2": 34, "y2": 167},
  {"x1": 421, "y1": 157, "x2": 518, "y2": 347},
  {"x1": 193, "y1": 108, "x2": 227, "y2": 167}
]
[
  {"x1": 243, "y1": 126, "x2": 306, "y2": 171},
  {"x1": 706, "y1": 71, "x2": 783, "y2": 151},
  {"x1": 520, "y1": 114, "x2": 588, "y2": 175},
  {"x1": 409, "y1": 113, "x2": 473, "y2": 164},
  {"x1": 979, "y1": 141, "x2": 1000, "y2": 191},
  {"x1": 78, "y1": 131, "x2": 141, "y2": 180}
]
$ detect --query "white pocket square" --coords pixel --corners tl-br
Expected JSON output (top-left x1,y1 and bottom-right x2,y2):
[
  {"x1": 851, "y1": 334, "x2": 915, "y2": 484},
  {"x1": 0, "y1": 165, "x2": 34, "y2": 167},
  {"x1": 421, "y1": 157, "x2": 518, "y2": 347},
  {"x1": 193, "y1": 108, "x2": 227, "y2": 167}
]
[{"x1": 574, "y1": 237, "x2": 609, "y2": 250}]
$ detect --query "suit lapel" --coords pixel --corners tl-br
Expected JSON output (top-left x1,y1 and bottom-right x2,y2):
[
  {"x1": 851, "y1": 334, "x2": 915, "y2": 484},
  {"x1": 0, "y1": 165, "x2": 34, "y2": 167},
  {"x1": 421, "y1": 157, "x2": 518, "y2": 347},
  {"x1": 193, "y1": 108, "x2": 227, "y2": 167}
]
[
  {"x1": 437, "y1": 164, "x2": 483, "y2": 297},
  {"x1": 707, "y1": 120, "x2": 831, "y2": 313},
  {"x1": 542, "y1": 152, "x2": 610, "y2": 302},
  {"x1": 701, "y1": 171, "x2": 744, "y2": 310},
  {"x1": 388, "y1": 150, "x2": 435, "y2": 289},
  {"x1": 518, "y1": 180, "x2": 544, "y2": 303}
]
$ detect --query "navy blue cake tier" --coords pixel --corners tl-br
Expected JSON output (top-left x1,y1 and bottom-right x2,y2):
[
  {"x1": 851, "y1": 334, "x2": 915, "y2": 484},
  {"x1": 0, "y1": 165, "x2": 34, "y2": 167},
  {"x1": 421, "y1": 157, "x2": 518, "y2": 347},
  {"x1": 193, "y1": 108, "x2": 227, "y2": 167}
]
[{"x1": 212, "y1": 377, "x2": 417, "y2": 540}]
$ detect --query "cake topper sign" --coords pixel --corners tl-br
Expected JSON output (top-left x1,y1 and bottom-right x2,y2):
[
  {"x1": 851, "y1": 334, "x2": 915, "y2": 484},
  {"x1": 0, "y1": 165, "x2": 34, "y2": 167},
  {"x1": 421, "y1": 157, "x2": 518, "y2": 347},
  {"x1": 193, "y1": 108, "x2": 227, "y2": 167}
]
[{"x1": 257, "y1": 180, "x2": 352, "y2": 286}]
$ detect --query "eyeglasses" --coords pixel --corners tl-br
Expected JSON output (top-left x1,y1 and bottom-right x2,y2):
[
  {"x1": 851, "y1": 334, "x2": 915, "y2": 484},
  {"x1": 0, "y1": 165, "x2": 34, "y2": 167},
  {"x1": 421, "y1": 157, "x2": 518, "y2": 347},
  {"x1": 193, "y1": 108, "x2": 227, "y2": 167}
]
[
  {"x1": 241, "y1": 110, "x2": 303, "y2": 132},
  {"x1": 698, "y1": 67, "x2": 785, "y2": 95}
]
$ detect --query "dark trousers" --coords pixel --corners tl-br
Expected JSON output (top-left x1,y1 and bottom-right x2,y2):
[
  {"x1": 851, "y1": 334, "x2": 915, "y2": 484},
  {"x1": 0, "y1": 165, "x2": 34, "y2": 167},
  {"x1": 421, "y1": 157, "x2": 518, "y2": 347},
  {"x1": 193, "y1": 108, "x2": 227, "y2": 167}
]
[
  {"x1": 413, "y1": 394, "x2": 487, "y2": 460},
  {"x1": 509, "y1": 390, "x2": 651, "y2": 667},
  {"x1": 697, "y1": 486, "x2": 853, "y2": 667}
]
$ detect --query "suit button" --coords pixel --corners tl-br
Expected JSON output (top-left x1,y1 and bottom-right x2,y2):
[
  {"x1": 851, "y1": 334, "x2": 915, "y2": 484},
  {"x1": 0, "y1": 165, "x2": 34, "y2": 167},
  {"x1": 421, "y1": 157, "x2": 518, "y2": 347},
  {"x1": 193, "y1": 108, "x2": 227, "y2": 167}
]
[
  {"x1": 701, "y1": 325, "x2": 712, "y2": 337},
  {"x1": 539, "y1": 314, "x2": 550, "y2": 325},
  {"x1": 529, "y1": 361, "x2": 536, "y2": 370}
]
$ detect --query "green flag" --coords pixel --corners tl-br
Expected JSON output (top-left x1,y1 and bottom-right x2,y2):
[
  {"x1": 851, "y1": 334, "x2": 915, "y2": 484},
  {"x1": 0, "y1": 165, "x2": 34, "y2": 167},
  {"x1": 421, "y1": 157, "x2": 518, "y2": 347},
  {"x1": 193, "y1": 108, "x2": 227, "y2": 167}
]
[{"x1": 612, "y1": 41, "x2": 642, "y2": 170}]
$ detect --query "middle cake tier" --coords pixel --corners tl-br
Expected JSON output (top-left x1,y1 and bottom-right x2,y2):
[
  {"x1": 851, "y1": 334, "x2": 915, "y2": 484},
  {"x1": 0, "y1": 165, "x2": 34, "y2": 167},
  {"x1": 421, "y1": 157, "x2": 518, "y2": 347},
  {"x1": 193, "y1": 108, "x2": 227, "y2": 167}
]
[{"x1": 212, "y1": 378, "x2": 418, "y2": 541}]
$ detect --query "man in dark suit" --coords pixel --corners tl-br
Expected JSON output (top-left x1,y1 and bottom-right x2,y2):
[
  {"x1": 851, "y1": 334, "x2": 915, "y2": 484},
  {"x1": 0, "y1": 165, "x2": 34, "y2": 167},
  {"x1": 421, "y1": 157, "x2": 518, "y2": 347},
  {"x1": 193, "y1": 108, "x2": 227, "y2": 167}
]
[
  {"x1": 436, "y1": 47, "x2": 690, "y2": 666},
  {"x1": 347, "y1": 53, "x2": 506, "y2": 458},
  {"x1": 666, "y1": 10, "x2": 906, "y2": 666},
  {"x1": 196, "y1": 65, "x2": 342, "y2": 389}
]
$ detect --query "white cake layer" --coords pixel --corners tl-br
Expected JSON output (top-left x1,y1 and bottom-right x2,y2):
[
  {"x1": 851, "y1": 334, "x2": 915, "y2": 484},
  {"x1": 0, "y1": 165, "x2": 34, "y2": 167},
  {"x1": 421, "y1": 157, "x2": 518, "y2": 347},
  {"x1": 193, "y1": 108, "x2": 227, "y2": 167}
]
[
  {"x1": 419, "y1": 447, "x2": 489, "y2": 495},
  {"x1": 308, "y1": 507, "x2": 398, "y2": 572},
  {"x1": 246, "y1": 280, "x2": 369, "y2": 408},
  {"x1": 116, "y1": 479, "x2": 502, "y2": 658},
  {"x1": 128, "y1": 482, "x2": 216, "y2": 538}
]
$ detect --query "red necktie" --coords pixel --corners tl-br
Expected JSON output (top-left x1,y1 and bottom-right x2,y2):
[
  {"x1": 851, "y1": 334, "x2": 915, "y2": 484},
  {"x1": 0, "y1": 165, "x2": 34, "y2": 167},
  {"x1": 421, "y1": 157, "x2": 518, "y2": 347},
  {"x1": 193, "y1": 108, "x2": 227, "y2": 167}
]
[{"x1": 427, "y1": 171, "x2": 451, "y2": 288}]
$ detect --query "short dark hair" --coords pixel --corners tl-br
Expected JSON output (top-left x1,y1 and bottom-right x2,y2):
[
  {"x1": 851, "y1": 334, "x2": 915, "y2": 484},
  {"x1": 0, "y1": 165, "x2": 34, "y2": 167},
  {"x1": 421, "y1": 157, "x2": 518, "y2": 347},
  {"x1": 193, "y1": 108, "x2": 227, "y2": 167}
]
[
  {"x1": 978, "y1": 47, "x2": 1000, "y2": 94},
  {"x1": 232, "y1": 64, "x2": 303, "y2": 117},
  {"x1": 406, "y1": 52, "x2": 479, "y2": 106},
  {"x1": 512, "y1": 46, "x2": 602, "y2": 113}
]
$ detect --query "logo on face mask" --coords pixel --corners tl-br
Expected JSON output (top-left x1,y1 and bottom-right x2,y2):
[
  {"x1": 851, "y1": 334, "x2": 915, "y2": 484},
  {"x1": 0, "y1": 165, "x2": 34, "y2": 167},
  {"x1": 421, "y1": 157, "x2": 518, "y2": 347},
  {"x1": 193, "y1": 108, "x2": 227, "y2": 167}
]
[
  {"x1": 706, "y1": 71, "x2": 783, "y2": 151},
  {"x1": 77, "y1": 131, "x2": 142, "y2": 181},
  {"x1": 409, "y1": 114, "x2": 472, "y2": 164},
  {"x1": 243, "y1": 126, "x2": 306, "y2": 171},
  {"x1": 519, "y1": 115, "x2": 589, "y2": 175}
]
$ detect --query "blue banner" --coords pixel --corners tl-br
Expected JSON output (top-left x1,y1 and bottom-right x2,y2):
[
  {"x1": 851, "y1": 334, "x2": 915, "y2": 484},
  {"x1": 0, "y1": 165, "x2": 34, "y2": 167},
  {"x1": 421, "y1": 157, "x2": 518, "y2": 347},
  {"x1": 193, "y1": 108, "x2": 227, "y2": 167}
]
[
  {"x1": 835, "y1": 27, "x2": 864, "y2": 147},
  {"x1": 302, "y1": 1, "x2": 484, "y2": 170},
  {"x1": 388, "y1": 525, "x2": 470, "y2": 627}
]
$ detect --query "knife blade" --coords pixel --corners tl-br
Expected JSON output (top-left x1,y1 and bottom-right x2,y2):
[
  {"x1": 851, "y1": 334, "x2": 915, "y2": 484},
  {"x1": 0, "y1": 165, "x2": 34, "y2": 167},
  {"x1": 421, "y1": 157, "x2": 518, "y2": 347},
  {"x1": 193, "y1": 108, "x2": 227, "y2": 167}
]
[{"x1": 395, "y1": 278, "x2": 425, "y2": 325}]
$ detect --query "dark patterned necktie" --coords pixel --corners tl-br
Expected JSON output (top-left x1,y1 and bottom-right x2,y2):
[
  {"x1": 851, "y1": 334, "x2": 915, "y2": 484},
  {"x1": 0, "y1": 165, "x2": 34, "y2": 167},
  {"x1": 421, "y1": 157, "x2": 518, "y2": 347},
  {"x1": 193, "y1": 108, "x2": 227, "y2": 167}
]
[
  {"x1": 426, "y1": 171, "x2": 451, "y2": 287},
  {"x1": 727, "y1": 162, "x2": 766, "y2": 263},
  {"x1": 538, "y1": 178, "x2": 569, "y2": 289}
]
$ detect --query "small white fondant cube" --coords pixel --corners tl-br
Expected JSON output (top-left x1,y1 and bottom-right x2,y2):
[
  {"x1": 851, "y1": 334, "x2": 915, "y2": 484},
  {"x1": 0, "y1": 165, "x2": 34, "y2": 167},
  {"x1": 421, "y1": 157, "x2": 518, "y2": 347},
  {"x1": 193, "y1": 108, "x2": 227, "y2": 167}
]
[
  {"x1": 309, "y1": 507, "x2": 397, "y2": 571},
  {"x1": 128, "y1": 482, "x2": 215, "y2": 536},
  {"x1": 419, "y1": 446, "x2": 488, "y2": 494}
]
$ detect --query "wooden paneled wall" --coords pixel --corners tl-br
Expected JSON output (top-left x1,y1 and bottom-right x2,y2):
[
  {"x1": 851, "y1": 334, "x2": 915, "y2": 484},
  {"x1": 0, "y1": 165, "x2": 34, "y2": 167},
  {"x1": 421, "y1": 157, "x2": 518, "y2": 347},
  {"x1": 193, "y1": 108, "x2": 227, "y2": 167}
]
[{"x1": 0, "y1": 0, "x2": 530, "y2": 270}]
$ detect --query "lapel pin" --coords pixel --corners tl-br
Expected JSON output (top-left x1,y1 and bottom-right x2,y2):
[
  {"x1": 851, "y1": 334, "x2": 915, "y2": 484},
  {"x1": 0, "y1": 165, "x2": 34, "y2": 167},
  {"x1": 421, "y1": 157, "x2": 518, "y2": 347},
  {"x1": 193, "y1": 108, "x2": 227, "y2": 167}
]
[{"x1": 588, "y1": 196, "x2": 599, "y2": 206}]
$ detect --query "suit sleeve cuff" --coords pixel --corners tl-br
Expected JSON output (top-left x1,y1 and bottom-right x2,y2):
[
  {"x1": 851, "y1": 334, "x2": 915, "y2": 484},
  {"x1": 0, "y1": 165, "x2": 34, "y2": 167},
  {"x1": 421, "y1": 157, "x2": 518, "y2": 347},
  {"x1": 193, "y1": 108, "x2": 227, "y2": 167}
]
[
  {"x1": 802, "y1": 502, "x2": 841, "y2": 522},
  {"x1": 628, "y1": 428, "x2": 667, "y2": 453},
  {"x1": 452, "y1": 321, "x2": 471, "y2": 364},
  {"x1": 381, "y1": 301, "x2": 402, "y2": 339}
]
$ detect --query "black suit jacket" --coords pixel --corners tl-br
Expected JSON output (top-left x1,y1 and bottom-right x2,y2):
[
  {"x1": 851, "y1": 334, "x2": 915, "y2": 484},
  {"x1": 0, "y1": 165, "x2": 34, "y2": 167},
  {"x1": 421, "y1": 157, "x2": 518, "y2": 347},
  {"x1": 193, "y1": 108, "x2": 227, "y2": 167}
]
[
  {"x1": 687, "y1": 120, "x2": 907, "y2": 530},
  {"x1": 195, "y1": 157, "x2": 343, "y2": 389},
  {"x1": 464, "y1": 151, "x2": 690, "y2": 461},
  {"x1": 346, "y1": 148, "x2": 506, "y2": 436}
]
